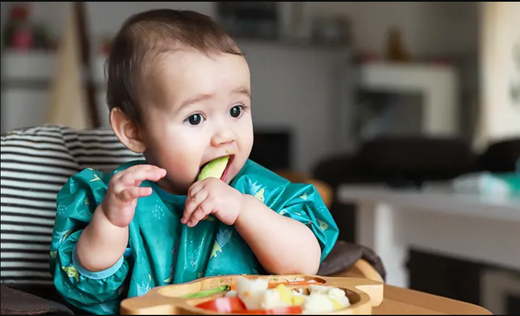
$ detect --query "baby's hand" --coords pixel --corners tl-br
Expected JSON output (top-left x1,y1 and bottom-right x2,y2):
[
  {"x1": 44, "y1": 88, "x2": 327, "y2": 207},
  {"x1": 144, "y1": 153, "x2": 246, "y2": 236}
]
[
  {"x1": 182, "y1": 178, "x2": 243, "y2": 227},
  {"x1": 102, "y1": 164, "x2": 166, "y2": 227}
]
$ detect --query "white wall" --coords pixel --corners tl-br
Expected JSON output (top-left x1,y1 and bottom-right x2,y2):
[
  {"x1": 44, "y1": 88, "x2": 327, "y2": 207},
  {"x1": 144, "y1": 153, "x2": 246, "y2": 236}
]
[
  {"x1": 1, "y1": 2, "x2": 479, "y2": 173},
  {"x1": 237, "y1": 42, "x2": 349, "y2": 173}
]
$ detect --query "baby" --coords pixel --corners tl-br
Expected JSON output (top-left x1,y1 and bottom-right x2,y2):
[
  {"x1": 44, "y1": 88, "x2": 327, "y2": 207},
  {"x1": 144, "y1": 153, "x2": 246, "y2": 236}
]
[{"x1": 49, "y1": 9, "x2": 339, "y2": 315}]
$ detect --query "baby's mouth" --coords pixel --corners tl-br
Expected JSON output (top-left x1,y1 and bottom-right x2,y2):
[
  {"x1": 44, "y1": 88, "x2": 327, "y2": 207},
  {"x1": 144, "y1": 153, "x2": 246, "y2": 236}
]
[
  {"x1": 220, "y1": 155, "x2": 234, "y2": 182},
  {"x1": 199, "y1": 154, "x2": 235, "y2": 181}
]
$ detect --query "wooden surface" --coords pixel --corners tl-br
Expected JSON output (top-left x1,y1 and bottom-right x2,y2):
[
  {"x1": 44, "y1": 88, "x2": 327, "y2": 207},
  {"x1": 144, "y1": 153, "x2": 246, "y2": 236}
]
[
  {"x1": 376, "y1": 284, "x2": 492, "y2": 315},
  {"x1": 340, "y1": 268, "x2": 492, "y2": 315}
]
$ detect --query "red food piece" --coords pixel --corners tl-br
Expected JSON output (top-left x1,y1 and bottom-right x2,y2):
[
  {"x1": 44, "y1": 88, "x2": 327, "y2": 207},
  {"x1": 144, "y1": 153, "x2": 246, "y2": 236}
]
[
  {"x1": 196, "y1": 297, "x2": 247, "y2": 313},
  {"x1": 195, "y1": 297, "x2": 303, "y2": 314}
]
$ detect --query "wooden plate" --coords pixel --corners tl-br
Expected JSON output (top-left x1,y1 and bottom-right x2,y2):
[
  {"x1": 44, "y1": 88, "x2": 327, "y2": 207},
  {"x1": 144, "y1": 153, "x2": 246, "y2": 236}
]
[{"x1": 120, "y1": 274, "x2": 384, "y2": 315}]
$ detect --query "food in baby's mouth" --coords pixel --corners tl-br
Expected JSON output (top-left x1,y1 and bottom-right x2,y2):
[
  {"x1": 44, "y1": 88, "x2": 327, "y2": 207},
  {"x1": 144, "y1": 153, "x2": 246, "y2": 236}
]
[{"x1": 198, "y1": 156, "x2": 230, "y2": 181}]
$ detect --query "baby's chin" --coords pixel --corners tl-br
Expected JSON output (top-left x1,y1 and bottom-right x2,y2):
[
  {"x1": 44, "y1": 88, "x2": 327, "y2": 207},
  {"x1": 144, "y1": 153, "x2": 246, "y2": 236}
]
[{"x1": 155, "y1": 176, "x2": 193, "y2": 196}]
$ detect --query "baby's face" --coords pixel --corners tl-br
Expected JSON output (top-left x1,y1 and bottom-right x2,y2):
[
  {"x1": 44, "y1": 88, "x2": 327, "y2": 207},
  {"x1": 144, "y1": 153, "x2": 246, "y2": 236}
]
[{"x1": 138, "y1": 49, "x2": 253, "y2": 194}]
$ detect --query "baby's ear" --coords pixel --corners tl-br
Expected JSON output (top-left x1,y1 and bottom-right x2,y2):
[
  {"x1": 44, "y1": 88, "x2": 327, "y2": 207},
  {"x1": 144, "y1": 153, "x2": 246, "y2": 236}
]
[{"x1": 109, "y1": 107, "x2": 146, "y2": 153}]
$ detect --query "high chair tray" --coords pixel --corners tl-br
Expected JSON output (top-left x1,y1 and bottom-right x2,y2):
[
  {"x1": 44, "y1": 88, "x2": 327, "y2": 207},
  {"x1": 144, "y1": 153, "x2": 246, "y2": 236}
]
[{"x1": 120, "y1": 274, "x2": 384, "y2": 315}]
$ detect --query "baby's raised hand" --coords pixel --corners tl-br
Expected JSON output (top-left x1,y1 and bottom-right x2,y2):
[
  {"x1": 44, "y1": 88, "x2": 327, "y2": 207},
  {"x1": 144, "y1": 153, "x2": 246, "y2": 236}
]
[
  {"x1": 182, "y1": 178, "x2": 243, "y2": 227},
  {"x1": 102, "y1": 164, "x2": 166, "y2": 227}
]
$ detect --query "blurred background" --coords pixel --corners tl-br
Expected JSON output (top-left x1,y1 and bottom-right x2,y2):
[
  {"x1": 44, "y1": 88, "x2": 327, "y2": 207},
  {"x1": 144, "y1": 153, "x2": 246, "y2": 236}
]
[
  {"x1": 1, "y1": 1, "x2": 486, "y2": 172},
  {"x1": 1, "y1": 2, "x2": 519, "y2": 314}
]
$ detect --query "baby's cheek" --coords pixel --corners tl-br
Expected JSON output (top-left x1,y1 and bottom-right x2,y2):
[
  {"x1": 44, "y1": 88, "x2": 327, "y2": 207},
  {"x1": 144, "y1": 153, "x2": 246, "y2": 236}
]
[
  {"x1": 150, "y1": 130, "x2": 206, "y2": 185},
  {"x1": 163, "y1": 151, "x2": 192, "y2": 171}
]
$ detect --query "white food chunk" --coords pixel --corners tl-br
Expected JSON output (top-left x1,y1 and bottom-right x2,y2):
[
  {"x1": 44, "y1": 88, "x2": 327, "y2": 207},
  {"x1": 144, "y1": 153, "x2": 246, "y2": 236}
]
[
  {"x1": 236, "y1": 276, "x2": 269, "y2": 310},
  {"x1": 306, "y1": 285, "x2": 350, "y2": 310},
  {"x1": 260, "y1": 289, "x2": 292, "y2": 310},
  {"x1": 225, "y1": 290, "x2": 237, "y2": 297},
  {"x1": 302, "y1": 293, "x2": 335, "y2": 313}
]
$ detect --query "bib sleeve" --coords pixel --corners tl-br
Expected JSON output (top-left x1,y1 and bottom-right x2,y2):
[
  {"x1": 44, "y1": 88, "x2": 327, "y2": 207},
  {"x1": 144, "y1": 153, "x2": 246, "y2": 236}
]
[{"x1": 50, "y1": 168, "x2": 132, "y2": 315}]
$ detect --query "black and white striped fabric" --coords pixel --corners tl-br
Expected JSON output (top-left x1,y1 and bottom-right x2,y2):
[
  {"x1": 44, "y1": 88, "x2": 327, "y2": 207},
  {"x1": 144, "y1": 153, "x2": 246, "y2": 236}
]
[{"x1": 0, "y1": 125, "x2": 143, "y2": 287}]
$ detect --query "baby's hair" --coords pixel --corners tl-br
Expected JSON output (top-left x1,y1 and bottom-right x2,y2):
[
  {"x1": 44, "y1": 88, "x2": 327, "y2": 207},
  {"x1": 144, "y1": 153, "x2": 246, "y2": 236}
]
[{"x1": 105, "y1": 9, "x2": 242, "y2": 124}]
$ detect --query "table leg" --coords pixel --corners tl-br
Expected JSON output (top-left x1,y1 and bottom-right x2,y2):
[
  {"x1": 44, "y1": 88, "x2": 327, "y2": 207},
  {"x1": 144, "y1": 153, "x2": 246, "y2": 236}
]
[{"x1": 356, "y1": 202, "x2": 409, "y2": 288}]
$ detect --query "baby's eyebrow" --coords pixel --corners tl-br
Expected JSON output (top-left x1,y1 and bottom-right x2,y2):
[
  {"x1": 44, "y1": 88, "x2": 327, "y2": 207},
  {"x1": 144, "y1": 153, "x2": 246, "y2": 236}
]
[
  {"x1": 177, "y1": 87, "x2": 251, "y2": 111},
  {"x1": 178, "y1": 94, "x2": 212, "y2": 112},
  {"x1": 232, "y1": 87, "x2": 251, "y2": 99}
]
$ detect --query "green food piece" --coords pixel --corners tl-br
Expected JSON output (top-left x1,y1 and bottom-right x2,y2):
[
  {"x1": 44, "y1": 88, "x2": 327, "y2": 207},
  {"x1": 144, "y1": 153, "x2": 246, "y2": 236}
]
[
  {"x1": 198, "y1": 156, "x2": 230, "y2": 181},
  {"x1": 181, "y1": 285, "x2": 229, "y2": 299}
]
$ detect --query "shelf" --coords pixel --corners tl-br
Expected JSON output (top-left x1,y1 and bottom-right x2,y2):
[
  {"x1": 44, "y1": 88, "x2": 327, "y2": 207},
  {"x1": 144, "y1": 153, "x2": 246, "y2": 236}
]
[
  {"x1": 1, "y1": 79, "x2": 51, "y2": 90},
  {"x1": 1, "y1": 49, "x2": 109, "y2": 86},
  {"x1": 0, "y1": 50, "x2": 111, "y2": 133},
  {"x1": 357, "y1": 62, "x2": 458, "y2": 93},
  {"x1": 234, "y1": 37, "x2": 351, "y2": 51},
  {"x1": 1, "y1": 50, "x2": 57, "y2": 82},
  {"x1": 356, "y1": 61, "x2": 460, "y2": 136}
]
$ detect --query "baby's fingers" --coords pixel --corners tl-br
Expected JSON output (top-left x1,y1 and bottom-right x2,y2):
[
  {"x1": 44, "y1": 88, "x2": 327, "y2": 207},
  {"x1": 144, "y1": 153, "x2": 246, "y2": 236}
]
[
  {"x1": 182, "y1": 189, "x2": 208, "y2": 224},
  {"x1": 118, "y1": 165, "x2": 167, "y2": 186},
  {"x1": 117, "y1": 187, "x2": 153, "y2": 203},
  {"x1": 187, "y1": 205, "x2": 212, "y2": 227}
]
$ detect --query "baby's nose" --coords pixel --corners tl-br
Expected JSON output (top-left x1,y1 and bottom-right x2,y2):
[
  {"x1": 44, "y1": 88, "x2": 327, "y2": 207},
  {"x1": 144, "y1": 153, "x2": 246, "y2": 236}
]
[{"x1": 211, "y1": 127, "x2": 235, "y2": 147}]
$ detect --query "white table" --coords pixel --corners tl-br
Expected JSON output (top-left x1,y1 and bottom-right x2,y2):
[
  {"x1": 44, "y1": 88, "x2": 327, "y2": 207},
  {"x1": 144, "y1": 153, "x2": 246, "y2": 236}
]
[{"x1": 337, "y1": 184, "x2": 520, "y2": 288}]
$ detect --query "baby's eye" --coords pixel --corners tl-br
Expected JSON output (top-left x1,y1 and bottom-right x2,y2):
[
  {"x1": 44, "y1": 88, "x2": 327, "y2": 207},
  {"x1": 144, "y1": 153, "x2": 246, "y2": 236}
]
[
  {"x1": 229, "y1": 105, "x2": 243, "y2": 118},
  {"x1": 185, "y1": 113, "x2": 204, "y2": 126}
]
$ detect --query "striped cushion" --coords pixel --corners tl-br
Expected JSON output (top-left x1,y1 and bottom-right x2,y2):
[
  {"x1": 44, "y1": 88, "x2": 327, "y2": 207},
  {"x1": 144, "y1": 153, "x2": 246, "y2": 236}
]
[{"x1": 0, "y1": 125, "x2": 142, "y2": 287}]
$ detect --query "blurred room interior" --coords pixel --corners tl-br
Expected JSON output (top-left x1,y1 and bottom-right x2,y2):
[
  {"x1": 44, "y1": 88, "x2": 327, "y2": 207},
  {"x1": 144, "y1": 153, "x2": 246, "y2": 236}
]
[{"x1": 1, "y1": 2, "x2": 519, "y2": 314}]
